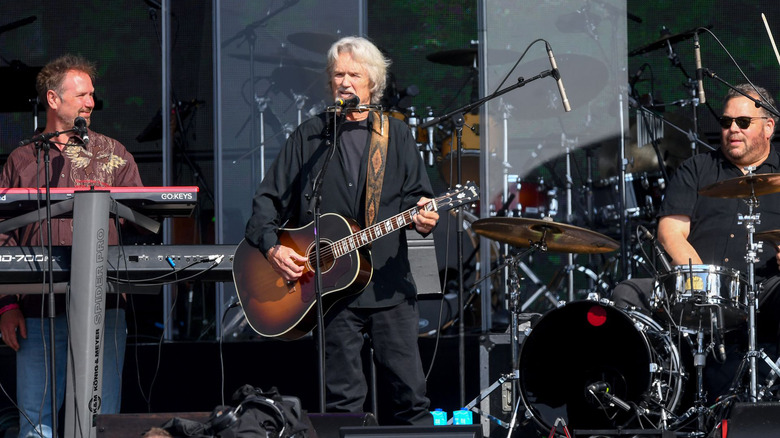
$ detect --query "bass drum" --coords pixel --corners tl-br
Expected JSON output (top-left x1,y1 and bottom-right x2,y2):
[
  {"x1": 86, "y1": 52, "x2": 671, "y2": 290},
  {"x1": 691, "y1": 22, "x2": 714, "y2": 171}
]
[{"x1": 519, "y1": 300, "x2": 684, "y2": 435}]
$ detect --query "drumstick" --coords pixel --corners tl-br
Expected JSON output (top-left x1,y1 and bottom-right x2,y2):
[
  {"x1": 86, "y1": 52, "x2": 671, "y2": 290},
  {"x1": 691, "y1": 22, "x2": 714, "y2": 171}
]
[{"x1": 762, "y1": 13, "x2": 780, "y2": 68}]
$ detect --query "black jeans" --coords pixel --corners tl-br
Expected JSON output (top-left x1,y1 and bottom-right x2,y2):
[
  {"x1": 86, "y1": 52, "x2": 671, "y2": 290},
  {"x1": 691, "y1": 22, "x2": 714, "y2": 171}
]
[{"x1": 323, "y1": 299, "x2": 431, "y2": 425}]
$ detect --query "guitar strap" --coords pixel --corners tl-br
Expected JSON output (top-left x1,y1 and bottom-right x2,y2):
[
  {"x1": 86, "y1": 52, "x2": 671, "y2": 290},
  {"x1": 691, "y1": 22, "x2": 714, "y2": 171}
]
[{"x1": 365, "y1": 111, "x2": 389, "y2": 227}]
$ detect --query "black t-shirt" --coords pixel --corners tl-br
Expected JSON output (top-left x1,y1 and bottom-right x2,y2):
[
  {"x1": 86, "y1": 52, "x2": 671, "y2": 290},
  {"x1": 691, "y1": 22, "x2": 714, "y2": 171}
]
[{"x1": 658, "y1": 146, "x2": 780, "y2": 282}]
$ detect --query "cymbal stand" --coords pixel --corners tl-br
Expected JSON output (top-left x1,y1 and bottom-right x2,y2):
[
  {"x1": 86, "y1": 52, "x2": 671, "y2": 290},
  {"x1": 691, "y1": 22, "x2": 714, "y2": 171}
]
[
  {"x1": 418, "y1": 69, "x2": 559, "y2": 406},
  {"x1": 424, "y1": 108, "x2": 436, "y2": 167},
  {"x1": 563, "y1": 134, "x2": 576, "y2": 301},
  {"x1": 495, "y1": 97, "x2": 553, "y2": 312},
  {"x1": 617, "y1": 93, "x2": 630, "y2": 277},
  {"x1": 292, "y1": 92, "x2": 309, "y2": 126},
  {"x1": 220, "y1": 0, "x2": 298, "y2": 186},
  {"x1": 740, "y1": 172, "x2": 762, "y2": 400},
  {"x1": 723, "y1": 170, "x2": 780, "y2": 402},
  {"x1": 461, "y1": 245, "x2": 542, "y2": 436},
  {"x1": 254, "y1": 95, "x2": 270, "y2": 180}
]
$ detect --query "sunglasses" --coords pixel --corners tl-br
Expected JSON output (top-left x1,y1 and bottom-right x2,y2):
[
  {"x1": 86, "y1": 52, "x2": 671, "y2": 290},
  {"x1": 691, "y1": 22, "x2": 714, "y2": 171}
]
[{"x1": 718, "y1": 116, "x2": 769, "y2": 129}]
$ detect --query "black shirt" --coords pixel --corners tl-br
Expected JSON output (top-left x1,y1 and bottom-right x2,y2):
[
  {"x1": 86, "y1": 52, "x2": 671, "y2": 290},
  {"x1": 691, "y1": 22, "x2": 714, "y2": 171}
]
[
  {"x1": 244, "y1": 112, "x2": 434, "y2": 307},
  {"x1": 658, "y1": 145, "x2": 780, "y2": 282}
]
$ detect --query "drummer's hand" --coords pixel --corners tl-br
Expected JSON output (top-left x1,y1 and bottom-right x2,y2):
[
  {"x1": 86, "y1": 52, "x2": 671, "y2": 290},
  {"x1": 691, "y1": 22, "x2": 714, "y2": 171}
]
[
  {"x1": 266, "y1": 244, "x2": 307, "y2": 282},
  {"x1": 414, "y1": 198, "x2": 439, "y2": 234}
]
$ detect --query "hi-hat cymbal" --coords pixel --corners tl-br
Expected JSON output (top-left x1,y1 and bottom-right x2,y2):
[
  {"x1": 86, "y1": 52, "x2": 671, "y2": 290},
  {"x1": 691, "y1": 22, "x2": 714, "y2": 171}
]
[
  {"x1": 698, "y1": 173, "x2": 780, "y2": 198},
  {"x1": 471, "y1": 217, "x2": 619, "y2": 254},
  {"x1": 628, "y1": 25, "x2": 710, "y2": 57}
]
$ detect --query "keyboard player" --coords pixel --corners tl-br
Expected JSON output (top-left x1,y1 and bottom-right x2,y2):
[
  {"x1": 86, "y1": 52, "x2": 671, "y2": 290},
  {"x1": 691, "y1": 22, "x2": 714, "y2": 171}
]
[{"x1": 0, "y1": 54, "x2": 143, "y2": 438}]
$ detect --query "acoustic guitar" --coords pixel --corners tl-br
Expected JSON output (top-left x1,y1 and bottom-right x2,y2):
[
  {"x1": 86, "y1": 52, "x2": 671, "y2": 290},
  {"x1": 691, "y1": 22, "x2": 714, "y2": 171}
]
[{"x1": 232, "y1": 182, "x2": 479, "y2": 340}]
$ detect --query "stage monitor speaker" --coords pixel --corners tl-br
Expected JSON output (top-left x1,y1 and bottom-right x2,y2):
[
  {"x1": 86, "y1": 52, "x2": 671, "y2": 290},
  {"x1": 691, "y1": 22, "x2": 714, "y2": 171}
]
[
  {"x1": 307, "y1": 413, "x2": 377, "y2": 438},
  {"x1": 339, "y1": 424, "x2": 482, "y2": 438},
  {"x1": 720, "y1": 402, "x2": 780, "y2": 438}
]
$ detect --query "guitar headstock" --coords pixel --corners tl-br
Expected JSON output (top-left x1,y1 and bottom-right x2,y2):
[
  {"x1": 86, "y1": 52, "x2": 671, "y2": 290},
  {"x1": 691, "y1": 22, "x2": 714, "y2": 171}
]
[{"x1": 434, "y1": 181, "x2": 480, "y2": 212}]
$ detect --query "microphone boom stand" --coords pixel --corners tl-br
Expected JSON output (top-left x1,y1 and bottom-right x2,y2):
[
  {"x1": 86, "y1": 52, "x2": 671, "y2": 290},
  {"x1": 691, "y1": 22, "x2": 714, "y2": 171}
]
[
  {"x1": 419, "y1": 69, "x2": 556, "y2": 407},
  {"x1": 308, "y1": 110, "x2": 346, "y2": 412},
  {"x1": 17, "y1": 126, "x2": 79, "y2": 437}
]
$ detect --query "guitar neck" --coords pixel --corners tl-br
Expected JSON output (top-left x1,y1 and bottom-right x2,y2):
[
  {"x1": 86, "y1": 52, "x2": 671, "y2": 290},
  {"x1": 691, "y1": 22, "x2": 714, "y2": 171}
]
[{"x1": 330, "y1": 201, "x2": 435, "y2": 259}]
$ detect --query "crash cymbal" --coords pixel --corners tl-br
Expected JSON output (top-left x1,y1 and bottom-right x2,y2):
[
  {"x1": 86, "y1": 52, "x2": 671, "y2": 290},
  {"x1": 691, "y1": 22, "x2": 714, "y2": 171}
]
[
  {"x1": 598, "y1": 112, "x2": 692, "y2": 176},
  {"x1": 471, "y1": 217, "x2": 619, "y2": 254},
  {"x1": 228, "y1": 53, "x2": 324, "y2": 70},
  {"x1": 628, "y1": 25, "x2": 710, "y2": 57},
  {"x1": 756, "y1": 229, "x2": 780, "y2": 243},
  {"x1": 425, "y1": 47, "x2": 520, "y2": 67},
  {"x1": 287, "y1": 32, "x2": 339, "y2": 54},
  {"x1": 698, "y1": 173, "x2": 780, "y2": 198}
]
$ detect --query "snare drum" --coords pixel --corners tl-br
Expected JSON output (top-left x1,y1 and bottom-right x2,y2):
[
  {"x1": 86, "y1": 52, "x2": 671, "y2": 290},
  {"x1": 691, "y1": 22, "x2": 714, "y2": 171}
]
[
  {"x1": 654, "y1": 264, "x2": 747, "y2": 330},
  {"x1": 519, "y1": 300, "x2": 685, "y2": 433}
]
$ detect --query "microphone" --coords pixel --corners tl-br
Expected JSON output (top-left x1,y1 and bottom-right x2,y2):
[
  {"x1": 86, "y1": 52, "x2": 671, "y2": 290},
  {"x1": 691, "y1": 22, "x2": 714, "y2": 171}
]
[
  {"x1": 334, "y1": 94, "x2": 360, "y2": 109},
  {"x1": 545, "y1": 42, "x2": 571, "y2": 112},
  {"x1": 587, "y1": 381, "x2": 610, "y2": 393},
  {"x1": 638, "y1": 225, "x2": 672, "y2": 274},
  {"x1": 588, "y1": 382, "x2": 631, "y2": 411},
  {"x1": 694, "y1": 32, "x2": 706, "y2": 105},
  {"x1": 73, "y1": 116, "x2": 89, "y2": 145},
  {"x1": 712, "y1": 308, "x2": 727, "y2": 362}
]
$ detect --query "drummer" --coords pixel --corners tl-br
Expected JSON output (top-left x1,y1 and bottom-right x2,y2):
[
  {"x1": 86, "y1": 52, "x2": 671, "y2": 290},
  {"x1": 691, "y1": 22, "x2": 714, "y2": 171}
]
[{"x1": 612, "y1": 84, "x2": 780, "y2": 350}]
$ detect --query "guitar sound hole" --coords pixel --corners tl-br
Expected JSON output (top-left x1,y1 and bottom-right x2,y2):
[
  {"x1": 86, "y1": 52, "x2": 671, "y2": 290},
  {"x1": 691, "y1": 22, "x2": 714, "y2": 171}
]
[{"x1": 308, "y1": 242, "x2": 336, "y2": 273}]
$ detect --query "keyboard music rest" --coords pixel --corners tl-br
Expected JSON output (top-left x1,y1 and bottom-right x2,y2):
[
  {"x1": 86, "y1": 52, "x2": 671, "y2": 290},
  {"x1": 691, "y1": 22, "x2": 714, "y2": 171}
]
[
  {"x1": 0, "y1": 244, "x2": 236, "y2": 285},
  {"x1": 0, "y1": 186, "x2": 199, "y2": 218}
]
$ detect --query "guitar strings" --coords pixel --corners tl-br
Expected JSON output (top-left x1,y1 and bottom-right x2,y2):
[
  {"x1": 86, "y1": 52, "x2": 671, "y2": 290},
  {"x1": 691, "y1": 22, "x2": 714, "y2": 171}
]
[{"x1": 305, "y1": 208, "x2": 420, "y2": 268}]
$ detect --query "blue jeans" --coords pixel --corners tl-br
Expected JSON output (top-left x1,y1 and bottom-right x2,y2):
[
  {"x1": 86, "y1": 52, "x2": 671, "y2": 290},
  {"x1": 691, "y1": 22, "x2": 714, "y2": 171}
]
[{"x1": 17, "y1": 309, "x2": 126, "y2": 438}]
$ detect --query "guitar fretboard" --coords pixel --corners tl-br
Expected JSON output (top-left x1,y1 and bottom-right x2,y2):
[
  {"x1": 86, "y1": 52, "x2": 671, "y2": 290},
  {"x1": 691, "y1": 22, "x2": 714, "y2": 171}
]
[{"x1": 331, "y1": 202, "x2": 435, "y2": 258}]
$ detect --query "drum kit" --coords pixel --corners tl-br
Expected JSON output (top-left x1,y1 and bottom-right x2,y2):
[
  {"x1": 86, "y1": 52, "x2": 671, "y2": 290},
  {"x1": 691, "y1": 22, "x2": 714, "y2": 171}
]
[
  {"x1": 221, "y1": 24, "x2": 780, "y2": 436},
  {"x1": 449, "y1": 168, "x2": 780, "y2": 437}
]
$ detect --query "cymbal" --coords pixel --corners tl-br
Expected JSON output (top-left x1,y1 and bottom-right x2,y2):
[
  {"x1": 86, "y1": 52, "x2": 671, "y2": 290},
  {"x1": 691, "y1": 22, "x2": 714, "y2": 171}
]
[
  {"x1": 698, "y1": 173, "x2": 780, "y2": 198},
  {"x1": 425, "y1": 47, "x2": 519, "y2": 67},
  {"x1": 755, "y1": 229, "x2": 780, "y2": 243},
  {"x1": 287, "y1": 32, "x2": 339, "y2": 54},
  {"x1": 598, "y1": 112, "x2": 692, "y2": 176},
  {"x1": 471, "y1": 217, "x2": 619, "y2": 254},
  {"x1": 628, "y1": 26, "x2": 710, "y2": 57}
]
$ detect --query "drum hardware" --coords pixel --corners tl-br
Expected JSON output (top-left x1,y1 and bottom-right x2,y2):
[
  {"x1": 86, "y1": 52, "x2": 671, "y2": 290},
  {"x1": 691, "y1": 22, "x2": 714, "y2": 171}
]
[
  {"x1": 517, "y1": 299, "x2": 686, "y2": 434},
  {"x1": 492, "y1": 96, "x2": 559, "y2": 314},
  {"x1": 698, "y1": 169, "x2": 780, "y2": 403},
  {"x1": 408, "y1": 106, "x2": 436, "y2": 167},
  {"x1": 291, "y1": 92, "x2": 309, "y2": 126},
  {"x1": 459, "y1": 247, "x2": 540, "y2": 436},
  {"x1": 470, "y1": 217, "x2": 620, "y2": 255},
  {"x1": 420, "y1": 66, "x2": 564, "y2": 407}
]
